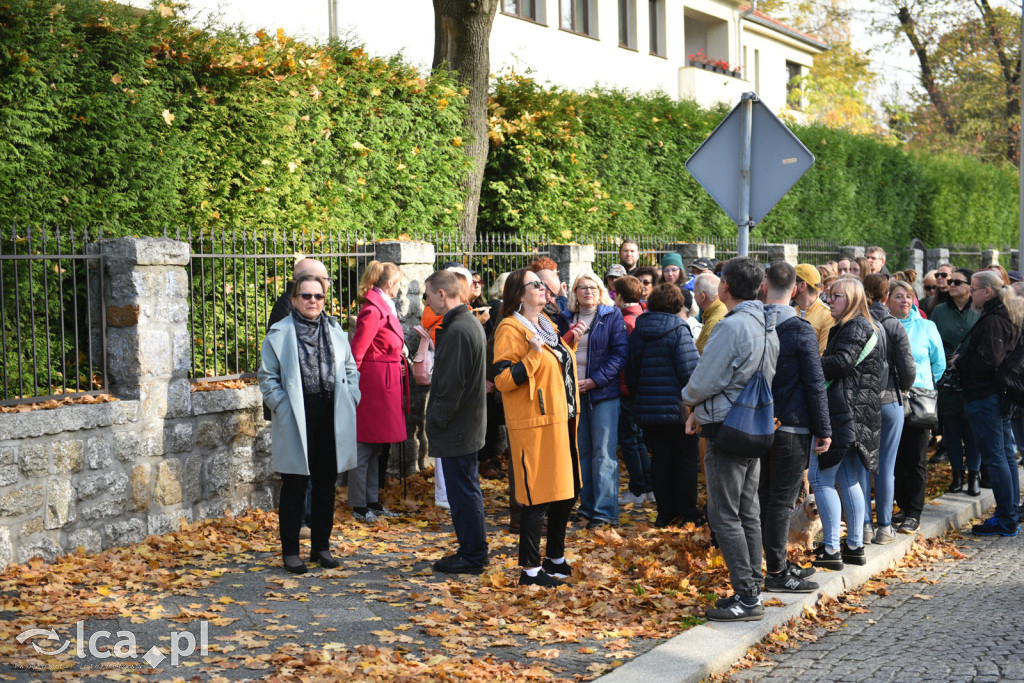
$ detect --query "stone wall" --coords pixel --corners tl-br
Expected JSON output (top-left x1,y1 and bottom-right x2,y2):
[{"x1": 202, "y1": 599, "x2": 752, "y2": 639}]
[{"x1": 0, "y1": 387, "x2": 271, "y2": 570}]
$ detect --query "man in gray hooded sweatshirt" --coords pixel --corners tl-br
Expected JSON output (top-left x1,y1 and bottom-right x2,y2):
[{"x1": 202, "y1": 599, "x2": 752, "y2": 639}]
[{"x1": 683, "y1": 257, "x2": 779, "y2": 622}]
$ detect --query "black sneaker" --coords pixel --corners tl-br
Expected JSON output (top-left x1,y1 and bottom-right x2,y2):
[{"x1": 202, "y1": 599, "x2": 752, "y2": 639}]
[
  {"x1": 541, "y1": 558, "x2": 573, "y2": 579},
  {"x1": 898, "y1": 517, "x2": 920, "y2": 535},
  {"x1": 706, "y1": 594, "x2": 764, "y2": 622},
  {"x1": 786, "y1": 560, "x2": 816, "y2": 579},
  {"x1": 764, "y1": 567, "x2": 819, "y2": 593},
  {"x1": 972, "y1": 517, "x2": 1020, "y2": 537},
  {"x1": 812, "y1": 545, "x2": 844, "y2": 570},
  {"x1": 841, "y1": 544, "x2": 866, "y2": 566},
  {"x1": 891, "y1": 511, "x2": 906, "y2": 527},
  {"x1": 519, "y1": 570, "x2": 566, "y2": 587}
]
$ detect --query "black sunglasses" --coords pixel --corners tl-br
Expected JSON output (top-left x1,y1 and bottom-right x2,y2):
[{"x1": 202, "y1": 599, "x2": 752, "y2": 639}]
[
  {"x1": 924, "y1": 285, "x2": 936, "y2": 292},
  {"x1": 525, "y1": 281, "x2": 546, "y2": 290},
  {"x1": 299, "y1": 292, "x2": 325, "y2": 301},
  {"x1": 935, "y1": 272, "x2": 949, "y2": 279},
  {"x1": 948, "y1": 279, "x2": 968, "y2": 287}
]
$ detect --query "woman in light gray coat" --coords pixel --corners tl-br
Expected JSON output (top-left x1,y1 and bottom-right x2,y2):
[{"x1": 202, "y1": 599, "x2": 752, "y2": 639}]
[{"x1": 259, "y1": 273, "x2": 360, "y2": 574}]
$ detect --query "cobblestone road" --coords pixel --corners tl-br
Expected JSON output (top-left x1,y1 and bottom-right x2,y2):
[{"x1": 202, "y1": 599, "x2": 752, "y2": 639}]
[{"x1": 730, "y1": 526, "x2": 1024, "y2": 683}]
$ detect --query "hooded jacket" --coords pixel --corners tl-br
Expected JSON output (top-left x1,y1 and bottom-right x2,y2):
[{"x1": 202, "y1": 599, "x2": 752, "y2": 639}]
[
  {"x1": 766, "y1": 305, "x2": 831, "y2": 437},
  {"x1": 683, "y1": 300, "x2": 780, "y2": 427},
  {"x1": 896, "y1": 305, "x2": 945, "y2": 391},
  {"x1": 626, "y1": 311, "x2": 700, "y2": 424},
  {"x1": 869, "y1": 302, "x2": 916, "y2": 403},
  {"x1": 820, "y1": 315, "x2": 881, "y2": 473}
]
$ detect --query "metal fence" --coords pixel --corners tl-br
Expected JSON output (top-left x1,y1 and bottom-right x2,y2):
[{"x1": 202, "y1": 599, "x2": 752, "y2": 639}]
[{"x1": 0, "y1": 226, "x2": 106, "y2": 405}]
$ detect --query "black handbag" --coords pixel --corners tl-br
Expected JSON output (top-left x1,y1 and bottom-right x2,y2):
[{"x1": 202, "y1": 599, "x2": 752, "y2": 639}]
[{"x1": 905, "y1": 386, "x2": 938, "y2": 429}]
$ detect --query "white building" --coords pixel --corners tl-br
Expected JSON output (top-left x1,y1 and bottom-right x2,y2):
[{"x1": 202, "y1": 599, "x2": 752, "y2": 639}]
[{"x1": 136, "y1": 1, "x2": 827, "y2": 113}]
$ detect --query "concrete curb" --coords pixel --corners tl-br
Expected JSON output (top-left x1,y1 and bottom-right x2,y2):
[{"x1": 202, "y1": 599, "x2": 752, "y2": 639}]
[{"x1": 599, "y1": 474, "x2": 1022, "y2": 683}]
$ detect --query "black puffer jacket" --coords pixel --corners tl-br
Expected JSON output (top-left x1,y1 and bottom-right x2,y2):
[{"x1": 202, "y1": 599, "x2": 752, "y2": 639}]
[
  {"x1": 626, "y1": 312, "x2": 700, "y2": 425},
  {"x1": 869, "y1": 302, "x2": 916, "y2": 404},
  {"x1": 820, "y1": 316, "x2": 882, "y2": 473},
  {"x1": 769, "y1": 308, "x2": 831, "y2": 437}
]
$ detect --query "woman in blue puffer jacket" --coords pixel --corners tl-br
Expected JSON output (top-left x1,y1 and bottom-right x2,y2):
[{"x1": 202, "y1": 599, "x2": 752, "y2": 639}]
[
  {"x1": 625, "y1": 283, "x2": 701, "y2": 528},
  {"x1": 888, "y1": 279, "x2": 945, "y2": 535},
  {"x1": 557, "y1": 273, "x2": 628, "y2": 528}
]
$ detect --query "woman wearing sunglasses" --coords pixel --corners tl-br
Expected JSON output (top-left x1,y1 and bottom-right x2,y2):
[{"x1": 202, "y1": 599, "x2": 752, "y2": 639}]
[
  {"x1": 259, "y1": 273, "x2": 361, "y2": 573},
  {"x1": 349, "y1": 260, "x2": 408, "y2": 523}
]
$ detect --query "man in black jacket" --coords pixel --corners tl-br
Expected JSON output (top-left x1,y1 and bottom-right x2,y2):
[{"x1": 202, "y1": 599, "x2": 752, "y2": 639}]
[
  {"x1": 425, "y1": 270, "x2": 490, "y2": 573},
  {"x1": 760, "y1": 263, "x2": 832, "y2": 593}
]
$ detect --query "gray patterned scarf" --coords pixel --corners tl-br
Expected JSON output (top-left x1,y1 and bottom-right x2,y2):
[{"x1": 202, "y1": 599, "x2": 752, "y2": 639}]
[{"x1": 292, "y1": 310, "x2": 336, "y2": 395}]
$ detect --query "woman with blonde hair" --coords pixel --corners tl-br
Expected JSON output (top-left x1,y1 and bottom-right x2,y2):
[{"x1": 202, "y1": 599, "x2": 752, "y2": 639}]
[
  {"x1": 349, "y1": 260, "x2": 407, "y2": 523},
  {"x1": 955, "y1": 270, "x2": 1024, "y2": 536},
  {"x1": 557, "y1": 272, "x2": 628, "y2": 528},
  {"x1": 812, "y1": 277, "x2": 882, "y2": 570}
]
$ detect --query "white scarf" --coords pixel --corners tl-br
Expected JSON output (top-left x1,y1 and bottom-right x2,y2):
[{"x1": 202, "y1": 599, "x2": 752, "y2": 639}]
[{"x1": 513, "y1": 311, "x2": 559, "y2": 347}]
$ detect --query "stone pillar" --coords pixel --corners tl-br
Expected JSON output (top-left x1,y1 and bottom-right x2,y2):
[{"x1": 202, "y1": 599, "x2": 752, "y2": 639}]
[
  {"x1": 546, "y1": 244, "x2": 596, "y2": 288},
  {"x1": 767, "y1": 243, "x2": 798, "y2": 266},
  {"x1": 838, "y1": 245, "x2": 865, "y2": 261},
  {"x1": 101, "y1": 238, "x2": 192, "y2": 423},
  {"x1": 906, "y1": 248, "x2": 925, "y2": 298},
  {"x1": 362, "y1": 240, "x2": 436, "y2": 474},
  {"x1": 926, "y1": 248, "x2": 950, "y2": 273},
  {"x1": 668, "y1": 242, "x2": 715, "y2": 270},
  {"x1": 980, "y1": 249, "x2": 1000, "y2": 268}
]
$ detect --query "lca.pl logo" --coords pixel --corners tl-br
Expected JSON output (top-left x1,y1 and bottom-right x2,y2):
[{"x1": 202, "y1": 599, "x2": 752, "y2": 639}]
[{"x1": 17, "y1": 621, "x2": 209, "y2": 667}]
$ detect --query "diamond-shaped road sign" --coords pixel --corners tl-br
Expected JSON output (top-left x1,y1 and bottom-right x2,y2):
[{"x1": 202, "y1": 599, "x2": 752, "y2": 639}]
[{"x1": 685, "y1": 94, "x2": 814, "y2": 227}]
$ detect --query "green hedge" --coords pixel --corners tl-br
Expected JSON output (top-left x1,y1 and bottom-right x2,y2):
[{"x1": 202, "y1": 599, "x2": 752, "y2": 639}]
[
  {"x1": 0, "y1": 0, "x2": 470, "y2": 236},
  {"x1": 1, "y1": 1, "x2": 1019, "y2": 248}
]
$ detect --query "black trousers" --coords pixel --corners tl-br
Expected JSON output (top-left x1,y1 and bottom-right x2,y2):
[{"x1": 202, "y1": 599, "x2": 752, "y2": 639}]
[
  {"x1": 279, "y1": 395, "x2": 338, "y2": 555},
  {"x1": 643, "y1": 423, "x2": 700, "y2": 523},
  {"x1": 480, "y1": 392, "x2": 506, "y2": 462},
  {"x1": 758, "y1": 430, "x2": 810, "y2": 574},
  {"x1": 519, "y1": 497, "x2": 574, "y2": 567},
  {"x1": 895, "y1": 424, "x2": 930, "y2": 519}
]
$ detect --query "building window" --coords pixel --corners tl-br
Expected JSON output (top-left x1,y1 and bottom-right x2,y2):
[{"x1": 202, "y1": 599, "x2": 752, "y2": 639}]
[
  {"x1": 560, "y1": 0, "x2": 597, "y2": 37},
  {"x1": 618, "y1": 0, "x2": 636, "y2": 49},
  {"x1": 649, "y1": 0, "x2": 665, "y2": 56},
  {"x1": 786, "y1": 61, "x2": 803, "y2": 109},
  {"x1": 502, "y1": 0, "x2": 540, "y2": 22}
]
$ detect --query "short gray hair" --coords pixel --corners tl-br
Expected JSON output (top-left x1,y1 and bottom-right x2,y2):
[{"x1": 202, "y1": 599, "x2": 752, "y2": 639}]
[{"x1": 693, "y1": 272, "x2": 719, "y2": 299}]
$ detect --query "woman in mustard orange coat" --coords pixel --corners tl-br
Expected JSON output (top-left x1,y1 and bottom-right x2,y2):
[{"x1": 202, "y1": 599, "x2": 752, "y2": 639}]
[{"x1": 494, "y1": 268, "x2": 585, "y2": 588}]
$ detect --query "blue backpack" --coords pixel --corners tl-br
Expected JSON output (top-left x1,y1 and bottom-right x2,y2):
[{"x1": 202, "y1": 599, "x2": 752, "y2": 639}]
[{"x1": 715, "y1": 312, "x2": 775, "y2": 456}]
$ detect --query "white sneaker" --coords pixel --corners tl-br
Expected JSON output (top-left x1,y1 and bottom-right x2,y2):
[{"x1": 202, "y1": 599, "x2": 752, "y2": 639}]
[
  {"x1": 618, "y1": 491, "x2": 646, "y2": 506},
  {"x1": 646, "y1": 492, "x2": 656, "y2": 503},
  {"x1": 864, "y1": 523, "x2": 874, "y2": 541}
]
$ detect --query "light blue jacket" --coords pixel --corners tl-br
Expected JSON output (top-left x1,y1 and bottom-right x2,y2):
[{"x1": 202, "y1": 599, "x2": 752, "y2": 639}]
[
  {"x1": 898, "y1": 306, "x2": 945, "y2": 391},
  {"x1": 258, "y1": 314, "x2": 361, "y2": 475}
]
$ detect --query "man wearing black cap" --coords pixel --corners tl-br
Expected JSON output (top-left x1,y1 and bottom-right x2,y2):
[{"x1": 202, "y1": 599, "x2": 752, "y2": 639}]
[{"x1": 690, "y1": 257, "x2": 715, "y2": 279}]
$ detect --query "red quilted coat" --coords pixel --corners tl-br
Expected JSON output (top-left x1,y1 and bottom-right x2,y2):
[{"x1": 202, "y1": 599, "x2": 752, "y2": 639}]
[{"x1": 351, "y1": 288, "x2": 409, "y2": 443}]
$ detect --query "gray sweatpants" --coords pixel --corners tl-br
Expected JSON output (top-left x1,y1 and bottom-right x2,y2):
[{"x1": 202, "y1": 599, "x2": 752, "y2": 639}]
[{"x1": 705, "y1": 440, "x2": 764, "y2": 597}]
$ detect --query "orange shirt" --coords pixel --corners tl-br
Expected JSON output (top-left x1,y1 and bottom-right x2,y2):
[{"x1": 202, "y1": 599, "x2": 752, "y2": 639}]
[{"x1": 421, "y1": 306, "x2": 444, "y2": 343}]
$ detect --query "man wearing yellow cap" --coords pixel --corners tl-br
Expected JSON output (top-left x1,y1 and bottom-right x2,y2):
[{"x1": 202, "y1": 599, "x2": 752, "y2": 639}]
[{"x1": 793, "y1": 264, "x2": 833, "y2": 355}]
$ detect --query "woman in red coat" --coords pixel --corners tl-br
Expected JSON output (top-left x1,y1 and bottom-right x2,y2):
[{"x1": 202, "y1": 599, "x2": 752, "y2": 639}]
[{"x1": 349, "y1": 260, "x2": 408, "y2": 523}]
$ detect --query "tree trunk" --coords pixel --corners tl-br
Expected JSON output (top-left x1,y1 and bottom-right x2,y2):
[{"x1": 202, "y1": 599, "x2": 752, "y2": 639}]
[
  {"x1": 897, "y1": 6, "x2": 959, "y2": 137},
  {"x1": 976, "y1": 0, "x2": 1021, "y2": 163},
  {"x1": 432, "y1": 0, "x2": 499, "y2": 251}
]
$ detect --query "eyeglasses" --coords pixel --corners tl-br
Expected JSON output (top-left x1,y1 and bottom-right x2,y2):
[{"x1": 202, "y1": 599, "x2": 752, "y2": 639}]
[
  {"x1": 935, "y1": 272, "x2": 949, "y2": 279},
  {"x1": 948, "y1": 279, "x2": 968, "y2": 287},
  {"x1": 299, "y1": 293, "x2": 325, "y2": 301},
  {"x1": 576, "y1": 286, "x2": 599, "y2": 293},
  {"x1": 525, "y1": 280, "x2": 546, "y2": 290},
  {"x1": 971, "y1": 286, "x2": 987, "y2": 294},
  {"x1": 924, "y1": 285, "x2": 936, "y2": 292},
  {"x1": 826, "y1": 293, "x2": 847, "y2": 302},
  {"x1": 471, "y1": 280, "x2": 482, "y2": 286}
]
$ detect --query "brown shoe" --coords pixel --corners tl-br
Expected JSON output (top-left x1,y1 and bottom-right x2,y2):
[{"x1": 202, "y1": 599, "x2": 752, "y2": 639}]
[{"x1": 479, "y1": 460, "x2": 504, "y2": 479}]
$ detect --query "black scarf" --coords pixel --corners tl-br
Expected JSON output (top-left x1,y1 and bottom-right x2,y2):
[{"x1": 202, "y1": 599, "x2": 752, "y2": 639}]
[{"x1": 292, "y1": 310, "x2": 336, "y2": 395}]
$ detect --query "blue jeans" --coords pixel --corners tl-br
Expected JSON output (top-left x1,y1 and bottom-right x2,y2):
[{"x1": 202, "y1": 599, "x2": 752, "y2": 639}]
[
  {"x1": 944, "y1": 414, "x2": 980, "y2": 473},
  {"x1": 865, "y1": 401, "x2": 904, "y2": 527},
  {"x1": 810, "y1": 449, "x2": 866, "y2": 550},
  {"x1": 577, "y1": 397, "x2": 620, "y2": 524},
  {"x1": 964, "y1": 394, "x2": 1020, "y2": 526},
  {"x1": 618, "y1": 396, "x2": 651, "y2": 495}
]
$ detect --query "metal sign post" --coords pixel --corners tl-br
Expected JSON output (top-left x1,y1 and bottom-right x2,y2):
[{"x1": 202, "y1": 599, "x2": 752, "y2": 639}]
[{"x1": 686, "y1": 92, "x2": 814, "y2": 258}]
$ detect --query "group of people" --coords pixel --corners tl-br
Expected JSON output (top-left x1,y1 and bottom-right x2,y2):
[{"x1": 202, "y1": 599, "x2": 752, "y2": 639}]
[{"x1": 256, "y1": 242, "x2": 1024, "y2": 610}]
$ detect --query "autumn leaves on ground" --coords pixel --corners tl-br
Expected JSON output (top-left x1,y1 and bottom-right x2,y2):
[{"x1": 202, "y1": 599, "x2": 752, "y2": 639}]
[{"x1": 0, "y1": 461, "x2": 956, "y2": 681}]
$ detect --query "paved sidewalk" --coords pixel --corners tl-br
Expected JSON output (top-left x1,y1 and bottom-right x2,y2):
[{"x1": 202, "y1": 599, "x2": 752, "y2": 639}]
[
  {"x1": 599, "y1": 473, "x2": 1022, "y2": 683},
  {"x1": 728, "y1": 527, "x2": 1024, "y2": 682}
]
